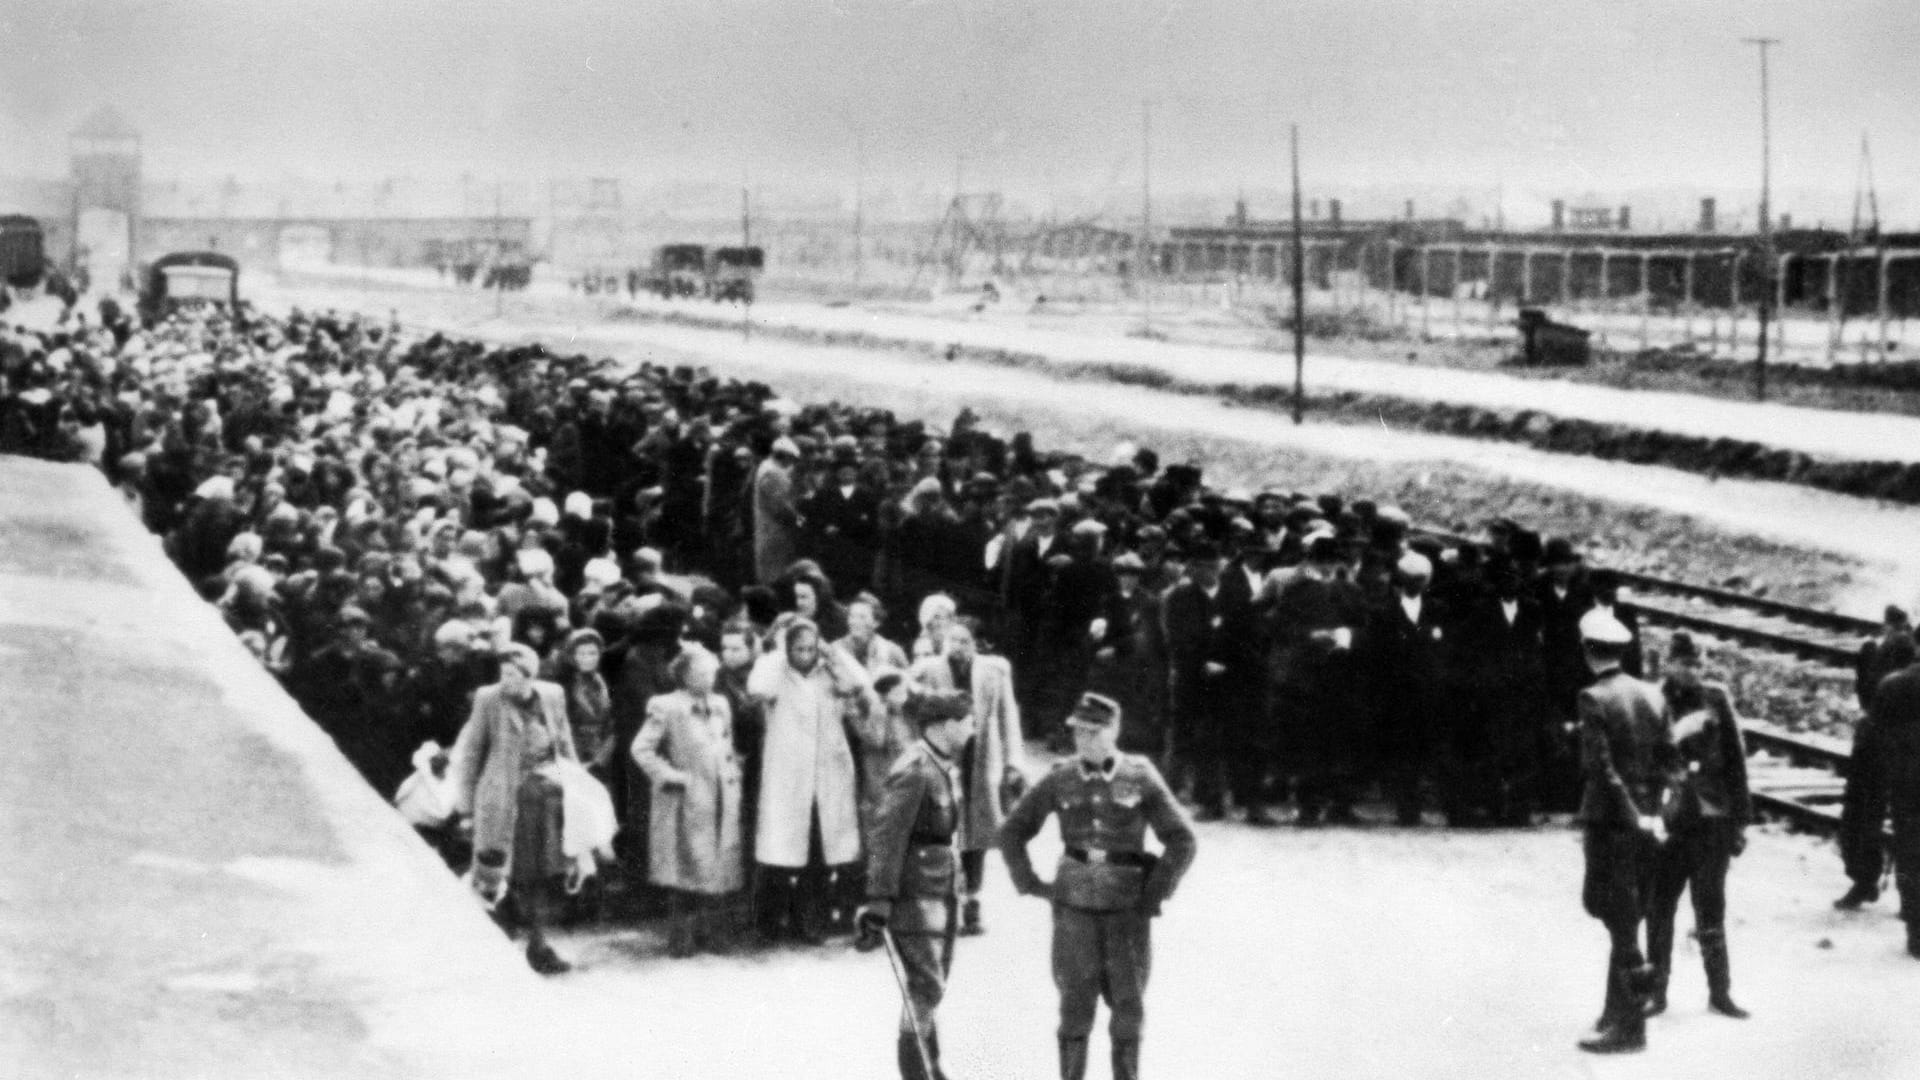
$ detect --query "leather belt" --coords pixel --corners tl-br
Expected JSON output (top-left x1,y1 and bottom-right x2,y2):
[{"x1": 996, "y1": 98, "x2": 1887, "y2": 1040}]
[
  {"x1": 1065, "y1": 846, "x2": 1151, "y2": 868},
  {"x1": 909, "y1": 833, "x2": 954, "y2": 847}
]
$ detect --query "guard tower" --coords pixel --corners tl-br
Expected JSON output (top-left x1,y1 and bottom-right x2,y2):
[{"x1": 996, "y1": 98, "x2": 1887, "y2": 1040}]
[{"x1": 68, "y1": 106, "x2": 142, "y2": 280}]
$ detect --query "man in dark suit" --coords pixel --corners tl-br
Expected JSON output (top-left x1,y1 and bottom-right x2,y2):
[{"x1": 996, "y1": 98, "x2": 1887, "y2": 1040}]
[
  {"x1": 1535, "y1": 537, "x2": 1594, "y2": 812},
  {"x1": 1446, "y1": 554, "x2": 1549, "y2": 826},
  {"x1": 1852, "y1": 646, "x2": 1920, "y2": 959},
  {"x1": 1575, "y1": 609, "x2": 1682, "y2": 1055},
  {"x1": 804, "y1": 453, "x2": 882, "y2": 599},
  {"x1": 1361, "y1": 551, "x2": 1448, "y2": 827},
  {"x1": 1160, "y1": 541, "x2": 1241, "y2": 821},
  {"x1": 1836, "y1": 606, "x2": 1916, "y2": 909},
  {"x1": 1268, "y1": 536, "x2": 1369, "y2": 825}
]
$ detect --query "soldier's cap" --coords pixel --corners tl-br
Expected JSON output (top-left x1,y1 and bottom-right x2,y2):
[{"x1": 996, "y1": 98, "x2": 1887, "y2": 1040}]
[
  {"x1": 337, "y1": 605, "x2": 373, "y2": 627},
  {"x1": 1071, "y1": 517, "x2": 1108, "y2": 537},
  {"x1": 1579, "y1": 608, "x2": 1633, "y2": 646},
  {"x1": 1111, "y1": 551, "x2": 1147, "y2": 574},
  {"x1": 770, "y1": 436, "x2": 801, "y2": 459},
  {"x1": 1396, "y1": 551, "x2": 1433, "y2": 579},
  {"x1": 1066, "y1": 691, "x2": 1122, "y2": 730},
  {"x1": 1886, "y1": 605, "x2": 1909, "y2": 627},
  {"x1": 904, "y1": 689, "x2": 973, "y2": 727},
  {"x1": 1027, "y1": 497, "x2": 1060, "y2": 516}
]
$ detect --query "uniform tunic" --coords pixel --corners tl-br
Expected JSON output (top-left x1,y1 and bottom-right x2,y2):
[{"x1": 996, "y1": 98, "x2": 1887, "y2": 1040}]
[
  {"x1": 865, "y1": 740, "x2": 964, "y2": 1035},
  {"x1": 999, "y1": 754, "x2": 1196, "y2": 1043}
]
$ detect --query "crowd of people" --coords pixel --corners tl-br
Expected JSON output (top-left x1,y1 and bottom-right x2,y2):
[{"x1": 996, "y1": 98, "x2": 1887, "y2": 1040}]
[
  {"x1": 14, "y1": 284, "x2": 1916, "y2": 1018},
  {"x1": 0, "y1": 292, "x2": 1697, "y2": 961}
]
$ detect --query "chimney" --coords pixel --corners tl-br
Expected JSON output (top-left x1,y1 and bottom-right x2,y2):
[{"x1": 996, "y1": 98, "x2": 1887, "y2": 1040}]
[
  {"x1": 1329, "y1": 198, "x2": 1343, "y2": 226},
  {"x1": 1618, "y1": 205, "x2": 1631, "y2": 231},
  {"x1": 1405, "y1": 199, "x2": 1415, "y2": 221},
  {"x1": 1779, "y1": 212, "x2": 1792, "y2": 232},
  {"x1": 1699, "y1": 197, "x2": 1717, "y2": 233},
  {"x1": 1551, "y1": 199, "x2": 1565, "y2": 232},
  {"x1": 1234, "y1": 197, "x2": 1248, "y2": 228}
]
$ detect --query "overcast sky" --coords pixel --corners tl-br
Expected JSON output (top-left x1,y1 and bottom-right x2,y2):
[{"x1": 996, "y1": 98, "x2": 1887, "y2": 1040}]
[{"x1": 4, "y1": 0, "x2": 1917, "y2": 222}]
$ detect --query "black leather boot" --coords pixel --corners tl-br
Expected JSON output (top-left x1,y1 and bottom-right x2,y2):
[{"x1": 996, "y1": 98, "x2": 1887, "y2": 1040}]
[
  {"x1": 1058, "y1": 1038, "x2": 1089, "y2": 1080},
  {"x1": 898, "y1": 1031, "x2": 931, "y2": 1080},
  {"x1": 1579, "y1": 964, "x2": 1648, "y2": 1053},
  {"x1": 961, "y1": 898, "x2": 984, "y2": 937},
  {"x1": 1701, "y1": 928, "x2": 1750, "y2": 1018},
  {"x1": 926, "y1": 1027, "x2": 951, "y2": 1080},
  {"x1": 1112, "y1": 1038, "x2": 1141, "y2": 1080},
  {"x1": 1834, "y1": 881, "x2": 1880, "y2": 910}
]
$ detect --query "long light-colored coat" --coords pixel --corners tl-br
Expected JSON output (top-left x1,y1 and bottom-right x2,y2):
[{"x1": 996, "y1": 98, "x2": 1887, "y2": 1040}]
[
  {"x1": 448, "y1": 681, "x2": 578, "y2": 873},
  {"x1": 909, "y1": 653, "x2": 1024, "y2": 850},
  {"x1": 630, "y1": 689, "x2": 746, "y2": 895},
  {"x1": 752, "y1": 457, "x2": 800, "y2": 585},
  {"x1": 748, "y1": 650, "x2": 869, "y2": 868}
]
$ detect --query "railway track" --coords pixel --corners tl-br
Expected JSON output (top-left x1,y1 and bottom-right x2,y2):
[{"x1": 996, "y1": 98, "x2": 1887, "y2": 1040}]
[
  {"x1": 1739, "y1": 719, "x2": 1867, "y2": 840},
  {"x1": 1613, "y1": 571, "x2": 1876, "y2": 670},
  {"x1": 1410, "y1": 527, "x2": 1881, "y2": 838}
]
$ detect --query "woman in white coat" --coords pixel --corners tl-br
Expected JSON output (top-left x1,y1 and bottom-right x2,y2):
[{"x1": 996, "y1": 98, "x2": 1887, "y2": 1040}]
[
  {"x1": 748, "y1": 617, "x2": 876, "y2": 943},
  {"x1": 908, "y1": 616, "x2": 1026, "y2": 936},
  {"x1": 631, "y1": 647, "x2": 746, "y2": 957}
]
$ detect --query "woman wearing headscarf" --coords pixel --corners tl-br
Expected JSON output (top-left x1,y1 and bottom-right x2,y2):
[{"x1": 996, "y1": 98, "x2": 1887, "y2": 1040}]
[
  {"x1": 631, "y1": 647, "x2": 746, "y2": 956},
  {"x1": 748, "y1": 617, "x2": 875, "y2": 943},
  {"x1": 555, "y1": 628, "x2": 616, "y2": 778},
  {"x1": 911, "y1": 593, "x2": 957, "y2": 662},
  {"x1": 448, "y1": 642, "x2": 581, "y2": 975}
]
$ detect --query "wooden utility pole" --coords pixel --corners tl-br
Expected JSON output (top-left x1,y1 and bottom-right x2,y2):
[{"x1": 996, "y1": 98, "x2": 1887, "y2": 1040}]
[
  {"x1": 1744, "y1": 36, "x2": 1779, "y2": 400},
  {"x1": 742, "y1": 183, "x2": 753, "y2": 342},
  {"x1": 1141, "y1": 99, "x2": 1154, "y2": 336},
  {"x1": 853, "y1": 132, "x2": 865, "y2": 288},
  {"x1": 493, "y1": 180, "x2": 504, "y2": 318},
  {"x1": 1290, "y1": 124, "x2": 1306, "y2": 425}
]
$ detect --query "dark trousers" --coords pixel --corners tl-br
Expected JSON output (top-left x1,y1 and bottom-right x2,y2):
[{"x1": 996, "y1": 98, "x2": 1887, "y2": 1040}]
[
  {"x1": 1839, "y1": 722, "x2": 1890, "y2": 889},
  {"x1": 1053, "y1": 906, "x2": 1152, "y2": 1042},
  {"x1": 896, "y1": 908, "x2": 957, "y2": 1036},
  {"x1": 1584, "y1": 826, "x2": 1658, "y2": 1026},
  {"x1": 1647, "y1": 819, "x2": 1735, "y2": 980}
]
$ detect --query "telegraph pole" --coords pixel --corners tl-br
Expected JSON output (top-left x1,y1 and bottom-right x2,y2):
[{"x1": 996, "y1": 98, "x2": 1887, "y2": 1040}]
[
  {"x1": 493, "y1": 180, "x2": 504, "y2": 318},
  {"x1": 853, "y1": 131, "x2": 865, "y2": 288},
  {"x1": 742, "y1": 182, "x2": 752, "y2": 342},
  {"x1": 1744, "y1": 36, "x2": 1779, "y2": 401},
  {"x1": 1290, "y1": 124, "x2": 1306, "y2": 425},
  {"x1": 1141, "y1": 99, "x2": 1153, "y2": 336}
]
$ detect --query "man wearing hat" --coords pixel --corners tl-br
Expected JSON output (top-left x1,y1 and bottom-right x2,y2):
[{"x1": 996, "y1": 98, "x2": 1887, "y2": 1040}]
[
  {"x1": 858, "y1": 689, "x2": 977, "y2": 1080},
  {"x1": 753, "y1": 436, "x2": 803, "y2": 586},
  {"x1": 1835, "y1": 605, "x2": 1915, "y2": 909},
  {"x1": 1000, "y1": 692, "x2": 1197, "y2": 1080},
  {"x1": 1859, "y1": 629, "x2": 1920, "y2": 960},
  {"x1": 1537, "y1": 537, "x2": 1595, "y2": 812},
  {"x1": 1573, "y1": 608, "x2": 1682, "y2": 1054}
]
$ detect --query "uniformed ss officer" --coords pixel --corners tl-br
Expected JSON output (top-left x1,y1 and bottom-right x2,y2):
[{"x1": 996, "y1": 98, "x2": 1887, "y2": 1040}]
[
  {"x1": 857, "y1": 689, "x2": 976, "y2": 1080},
  {"x1": 999, "y1": 692, "x2": 1197, "y2": 1080},
  {"x1": 1574, "y1": 609, "x2": 1682, "y2": 1055},
  {"x1": 1646, "y1": 632, "x2": 1752, "y2": 1020}
]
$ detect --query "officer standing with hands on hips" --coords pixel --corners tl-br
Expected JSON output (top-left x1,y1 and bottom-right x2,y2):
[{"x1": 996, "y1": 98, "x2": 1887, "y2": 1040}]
[
  {"x1": 857, "y1": 689, "x2": 976, "y2": 1080},
  {"x1": 1000, "y1": 692, "x2": 1197, "y2": 1080}
]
